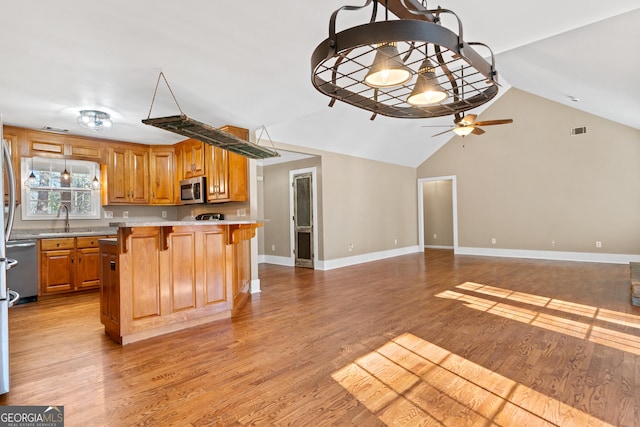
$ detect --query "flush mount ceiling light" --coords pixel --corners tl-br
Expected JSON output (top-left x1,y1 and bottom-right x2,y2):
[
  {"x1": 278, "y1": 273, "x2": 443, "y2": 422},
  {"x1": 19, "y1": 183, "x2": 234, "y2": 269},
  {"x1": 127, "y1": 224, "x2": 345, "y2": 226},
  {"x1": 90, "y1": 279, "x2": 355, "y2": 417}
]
[
  {"x1": 311, "y1": 0, "x2": 500, "y2": 120},
  {"x1": 77, "y1": 110, "x2": 113, "y2": 131}
]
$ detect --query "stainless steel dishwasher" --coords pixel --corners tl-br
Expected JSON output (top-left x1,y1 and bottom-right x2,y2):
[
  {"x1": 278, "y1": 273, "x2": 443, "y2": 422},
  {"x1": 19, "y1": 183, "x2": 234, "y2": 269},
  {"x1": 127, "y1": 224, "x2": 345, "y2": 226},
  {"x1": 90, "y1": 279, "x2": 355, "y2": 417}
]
[{"x1": 6, "y1": 239, "x2": 38, "y2": 304}]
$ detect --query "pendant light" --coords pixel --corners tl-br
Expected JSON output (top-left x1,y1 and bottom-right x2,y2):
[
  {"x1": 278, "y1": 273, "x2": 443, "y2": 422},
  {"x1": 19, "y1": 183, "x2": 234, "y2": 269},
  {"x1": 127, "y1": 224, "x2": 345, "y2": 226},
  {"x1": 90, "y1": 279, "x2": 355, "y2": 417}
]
[
  {"x1": 25, "y1": 157, "x2": 36, "y2": 187},
  {"x1": 407, "y1": 45, "x2": 448, "y2": 106},
  {"x1": 364, "y1": 42, "x2": 412, "y2": 88},
  {"x1": 91, "y1": 164, "x2": 101, "y2": 189},
  {"x1": 311, "y1": 0, "x2": 500, "y2": 119},
  {"x1": 61, "y1": 160, "x2": 70, "y2": 183}
]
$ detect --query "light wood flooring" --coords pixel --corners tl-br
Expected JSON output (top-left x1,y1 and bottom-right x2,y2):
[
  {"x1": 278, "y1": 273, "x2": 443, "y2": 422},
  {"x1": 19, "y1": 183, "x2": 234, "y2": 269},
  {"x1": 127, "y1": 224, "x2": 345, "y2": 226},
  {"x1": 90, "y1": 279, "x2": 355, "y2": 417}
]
[{"x1": 1, "y1": 249, "x2": 638, "y2": 426}]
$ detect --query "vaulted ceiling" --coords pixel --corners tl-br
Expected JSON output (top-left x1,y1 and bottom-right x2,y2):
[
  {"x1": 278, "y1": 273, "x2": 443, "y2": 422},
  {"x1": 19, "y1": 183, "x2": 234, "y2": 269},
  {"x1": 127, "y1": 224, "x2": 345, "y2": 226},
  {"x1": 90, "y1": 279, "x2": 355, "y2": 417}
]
[{"x1": 1, "y1": 1, "x2": 638, "y2": 167}]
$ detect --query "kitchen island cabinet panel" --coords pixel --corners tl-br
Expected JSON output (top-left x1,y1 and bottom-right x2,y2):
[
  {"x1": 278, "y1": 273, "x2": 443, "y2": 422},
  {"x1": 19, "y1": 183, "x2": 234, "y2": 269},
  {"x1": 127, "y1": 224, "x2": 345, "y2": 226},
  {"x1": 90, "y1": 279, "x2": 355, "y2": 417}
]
[
  {"x1": 102, "y1": 221, "x2": 262, "y2": 344},
  {"x1": 129, "y1": 233, "x2": 161, "y2": 319},
  {"x1": 168, "y1": 231, "x2": 197, "y2": 312},
  {"x1": 203, "y1": 230, "x2": 227, "y2": 307}
]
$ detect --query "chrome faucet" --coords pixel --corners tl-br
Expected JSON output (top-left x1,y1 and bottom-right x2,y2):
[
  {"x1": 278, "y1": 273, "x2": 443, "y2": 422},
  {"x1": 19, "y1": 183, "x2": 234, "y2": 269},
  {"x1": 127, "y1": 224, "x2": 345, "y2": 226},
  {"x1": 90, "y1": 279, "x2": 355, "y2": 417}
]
[{"x1": 57, "y1": 204, "x2": 70, "y2": 232}]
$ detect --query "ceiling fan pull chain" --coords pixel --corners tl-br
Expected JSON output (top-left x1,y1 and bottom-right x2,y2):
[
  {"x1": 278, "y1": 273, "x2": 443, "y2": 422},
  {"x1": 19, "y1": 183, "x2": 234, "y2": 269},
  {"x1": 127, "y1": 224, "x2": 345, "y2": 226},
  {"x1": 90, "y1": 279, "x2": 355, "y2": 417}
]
[{"x1": 146, "y1": 71, "x2": 185, "y2": 120}]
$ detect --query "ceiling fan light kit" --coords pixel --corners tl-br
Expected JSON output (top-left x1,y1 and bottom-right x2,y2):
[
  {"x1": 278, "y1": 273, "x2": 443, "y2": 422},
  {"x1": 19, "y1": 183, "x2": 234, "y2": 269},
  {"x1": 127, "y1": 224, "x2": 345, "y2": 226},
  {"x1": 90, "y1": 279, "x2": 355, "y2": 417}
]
[{"x1": 311, "y1": 0, "x2": 500, "y2": 120}]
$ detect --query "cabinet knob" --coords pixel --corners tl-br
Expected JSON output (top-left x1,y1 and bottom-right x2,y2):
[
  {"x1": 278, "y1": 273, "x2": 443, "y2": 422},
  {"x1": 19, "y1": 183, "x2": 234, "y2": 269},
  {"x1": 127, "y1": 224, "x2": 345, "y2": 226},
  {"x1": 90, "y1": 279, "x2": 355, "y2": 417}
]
[{"x1": 56, "y1": 243, "x2": 60, "y2": 247}]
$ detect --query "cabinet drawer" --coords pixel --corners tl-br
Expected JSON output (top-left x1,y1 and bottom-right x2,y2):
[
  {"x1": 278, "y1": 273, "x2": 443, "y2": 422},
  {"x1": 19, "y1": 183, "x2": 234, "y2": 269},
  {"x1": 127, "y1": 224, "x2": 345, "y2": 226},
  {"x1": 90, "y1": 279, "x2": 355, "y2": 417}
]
[
  {"x1": 40, "y1": 238, "x2": 75, "y2": 250},
  {"x1": 76, "y1": 236, "x2": 106, "y2": 249}
]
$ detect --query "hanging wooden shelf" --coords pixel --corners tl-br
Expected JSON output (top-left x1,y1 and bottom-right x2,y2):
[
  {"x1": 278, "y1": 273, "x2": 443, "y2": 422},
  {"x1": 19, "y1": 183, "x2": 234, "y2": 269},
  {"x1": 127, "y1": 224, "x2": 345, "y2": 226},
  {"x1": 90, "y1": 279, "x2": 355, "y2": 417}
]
[{"x1": 142, "y1": 114, "x2": 279, "y2": 159}]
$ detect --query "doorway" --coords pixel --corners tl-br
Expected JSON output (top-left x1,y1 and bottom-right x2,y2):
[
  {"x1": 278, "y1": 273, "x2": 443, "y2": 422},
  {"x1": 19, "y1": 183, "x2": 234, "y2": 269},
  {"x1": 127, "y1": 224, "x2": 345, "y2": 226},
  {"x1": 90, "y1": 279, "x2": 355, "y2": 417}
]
[
  {"x1": 290, "y1": 168, "x2": 318, "y2": 268},
  {"x1": 417, "y1": 176, "x2": 458, "y2": 251}
]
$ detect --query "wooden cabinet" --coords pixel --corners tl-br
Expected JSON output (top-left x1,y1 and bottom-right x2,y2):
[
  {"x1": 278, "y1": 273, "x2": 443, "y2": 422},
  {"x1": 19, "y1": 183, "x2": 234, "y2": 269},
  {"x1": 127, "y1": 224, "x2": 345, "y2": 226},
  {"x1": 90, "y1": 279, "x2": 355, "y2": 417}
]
[
  {"x1": 149, "y1": 146, "x2": 174, "y2": 205},
  {"x1": 2, "y1": 128, "x2": 21, "y2": 206},
  {"x1": 101, "y1": 223, "x2": 263, "y2": 344},
  {"x1": 106, "y1": 146, "x2": 149, "y2": 204},
  {"x1": 206, "y1": 125, "x2": 248, "y2": 203},
  {"x1": 40, "y1": 236, "x2": 108, "y2": 295},
  {"x1": 176, "y1": 139, "x2": 205, "y2": 179},
  {"x1": 100, "y1": 239, "x2": 120, "y2": 343},
  {"x1": 40, "y1": 238, "x2": 75, "y2": 294}
]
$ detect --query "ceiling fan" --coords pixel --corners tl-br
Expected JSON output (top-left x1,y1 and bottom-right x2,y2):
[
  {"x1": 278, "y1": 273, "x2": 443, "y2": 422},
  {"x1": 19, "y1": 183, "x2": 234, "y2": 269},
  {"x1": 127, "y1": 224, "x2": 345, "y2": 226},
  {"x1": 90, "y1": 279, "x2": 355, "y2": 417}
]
[{"x1": 424, "y1": 113, "x2": 513, "y2": 137}]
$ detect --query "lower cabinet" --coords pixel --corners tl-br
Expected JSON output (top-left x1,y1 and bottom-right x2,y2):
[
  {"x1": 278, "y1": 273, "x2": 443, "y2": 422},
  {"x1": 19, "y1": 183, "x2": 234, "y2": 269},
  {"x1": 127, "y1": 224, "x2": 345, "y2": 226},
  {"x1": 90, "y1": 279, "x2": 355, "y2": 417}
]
[
  {"x1": 100, "y1": 239, "x2": 120, "y2": 343},
  {"x1": 40, "y1": 236, "x2": 109, "y2": 295}
]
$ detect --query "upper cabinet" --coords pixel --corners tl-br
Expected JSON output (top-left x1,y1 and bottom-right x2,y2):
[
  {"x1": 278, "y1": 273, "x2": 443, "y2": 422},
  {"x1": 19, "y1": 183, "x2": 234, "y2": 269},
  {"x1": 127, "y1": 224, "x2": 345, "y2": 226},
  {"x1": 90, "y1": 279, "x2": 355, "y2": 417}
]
[
  {"x1": 149, "y1": 146, "x2": 174, "y2": 205},
  {"x1": 206, "y1": 125, "x2": 248, "y2": 203},
  {"x1": 2, "y1": 127, "x2": 21, "y2": 206},
  {"x1": 106, "y1": 146, "x2": 149, "y2": 205},
  {"x1": 176, "y1": 139, "x2": 206, "y2": 178}
]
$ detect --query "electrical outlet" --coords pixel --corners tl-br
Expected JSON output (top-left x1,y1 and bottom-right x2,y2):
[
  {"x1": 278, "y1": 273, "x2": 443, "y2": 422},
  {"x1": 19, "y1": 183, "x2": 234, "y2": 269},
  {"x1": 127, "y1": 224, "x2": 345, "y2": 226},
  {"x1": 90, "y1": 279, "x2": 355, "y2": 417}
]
[
  {"x1": 552, "y1": 240, "x2": 555, "y2": 247},
  {"x1": 104, "y1": 211, "x2": 113, "y2": 219},
  {"x1": 161, "y1": 210, "x2": 167, "y2": 218},
  {"x1": 122, "y1": 211, "x2": 129, "y2": 218},
  {"x1": 348, "y1": 243, "x2": 354, "y2": 251},
  {"x1": 394, "y1": 239, "x2": 398, "y2": 245},
  {"x1": 596, "y1": 241, "x2": 602, "y2": 248},
  {"x1": 271, "y1": 244, "x2": 276, "y2": 251},
  {"x1": 491, "y1": 238, "x2": 497, "y2": 245},
  {"x1": 433, "y1": 234, "x2": 437, "y2": 239}
]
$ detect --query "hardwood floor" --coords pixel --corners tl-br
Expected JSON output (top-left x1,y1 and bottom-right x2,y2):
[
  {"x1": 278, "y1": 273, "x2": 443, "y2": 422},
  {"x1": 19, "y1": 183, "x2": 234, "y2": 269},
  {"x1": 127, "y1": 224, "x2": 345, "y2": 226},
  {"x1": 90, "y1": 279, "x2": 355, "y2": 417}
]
[{"x1": 1, "y1": 249, "x2": 638, "y2": 426}]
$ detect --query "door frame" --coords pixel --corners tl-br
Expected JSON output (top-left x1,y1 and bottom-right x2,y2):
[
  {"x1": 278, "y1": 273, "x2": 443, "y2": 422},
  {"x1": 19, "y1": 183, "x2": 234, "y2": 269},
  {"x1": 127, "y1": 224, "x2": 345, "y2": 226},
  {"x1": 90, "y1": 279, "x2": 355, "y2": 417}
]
[
  {"x1": 417, "y1": 175, "x2": 458, "y2": 251},
  {"x1": 289, "y1": 167, "x2": 319, "y2": 268}
]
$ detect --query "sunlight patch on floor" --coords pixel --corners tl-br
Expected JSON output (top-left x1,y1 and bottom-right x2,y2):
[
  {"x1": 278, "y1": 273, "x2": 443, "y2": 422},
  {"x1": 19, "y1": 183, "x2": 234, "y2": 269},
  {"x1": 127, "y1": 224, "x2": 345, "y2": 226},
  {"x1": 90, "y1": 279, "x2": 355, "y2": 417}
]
[{"x1": 332, "y1": 333, "x2": 611, "y2": 426}]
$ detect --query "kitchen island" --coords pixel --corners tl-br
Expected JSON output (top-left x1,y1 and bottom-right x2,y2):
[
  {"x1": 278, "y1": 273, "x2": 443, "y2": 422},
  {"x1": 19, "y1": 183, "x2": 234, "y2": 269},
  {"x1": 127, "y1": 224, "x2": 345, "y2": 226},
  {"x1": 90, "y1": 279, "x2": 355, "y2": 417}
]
[{"x1": 100, "y1": 220, "x2": 263, "y2": 344}]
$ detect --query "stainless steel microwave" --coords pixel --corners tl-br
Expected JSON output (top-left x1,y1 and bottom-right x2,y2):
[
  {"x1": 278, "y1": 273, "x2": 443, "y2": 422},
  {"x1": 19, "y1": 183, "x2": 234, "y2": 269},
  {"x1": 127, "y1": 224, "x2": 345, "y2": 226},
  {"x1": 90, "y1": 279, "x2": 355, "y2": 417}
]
[{"x1": 179, "y1": 176, "x2": 206, "y2": 204}]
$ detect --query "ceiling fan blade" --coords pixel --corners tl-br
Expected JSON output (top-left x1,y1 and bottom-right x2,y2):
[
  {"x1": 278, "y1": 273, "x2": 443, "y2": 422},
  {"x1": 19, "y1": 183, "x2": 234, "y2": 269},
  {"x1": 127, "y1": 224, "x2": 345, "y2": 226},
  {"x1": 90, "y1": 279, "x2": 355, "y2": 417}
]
[
  {"x1": 431, "y1": 128, "x2": 454, "y2": 137},
  {"x1": 474, "y1": 119, "x2": 513, "y2": 126},
  {"x1": 459, "y1": 114, "x2": 477, "y2": 126},
  {"x1": 471, "y1": 127, "x2": 485, "y2": 135}
]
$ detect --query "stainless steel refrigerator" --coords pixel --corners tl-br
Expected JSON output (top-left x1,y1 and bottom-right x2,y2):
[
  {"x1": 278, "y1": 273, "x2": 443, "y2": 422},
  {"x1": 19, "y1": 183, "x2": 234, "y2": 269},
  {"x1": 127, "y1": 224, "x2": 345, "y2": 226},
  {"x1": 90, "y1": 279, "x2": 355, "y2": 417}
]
[{"x1": 1, "y1": 118, "x2": 19, "y2": 395}]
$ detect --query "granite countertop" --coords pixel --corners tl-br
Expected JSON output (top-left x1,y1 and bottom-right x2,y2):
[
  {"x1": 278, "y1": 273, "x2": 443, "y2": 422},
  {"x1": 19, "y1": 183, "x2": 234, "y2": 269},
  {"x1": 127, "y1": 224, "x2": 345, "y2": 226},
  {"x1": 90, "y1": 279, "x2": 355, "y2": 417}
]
[
  {"x1": 108, "y1": 219, "x2": 265, "y2": 227},
  {"x1": 10, "y1": 226, "x2": 118, "y2": 240}
]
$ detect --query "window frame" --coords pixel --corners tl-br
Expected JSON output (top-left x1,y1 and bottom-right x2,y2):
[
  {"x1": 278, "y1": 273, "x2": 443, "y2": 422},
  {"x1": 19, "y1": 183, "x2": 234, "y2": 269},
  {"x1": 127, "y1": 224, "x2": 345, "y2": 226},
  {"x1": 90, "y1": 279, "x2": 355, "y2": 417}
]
[{"x1": 21, "y1": 157, "x2": 102, "y2": 221}]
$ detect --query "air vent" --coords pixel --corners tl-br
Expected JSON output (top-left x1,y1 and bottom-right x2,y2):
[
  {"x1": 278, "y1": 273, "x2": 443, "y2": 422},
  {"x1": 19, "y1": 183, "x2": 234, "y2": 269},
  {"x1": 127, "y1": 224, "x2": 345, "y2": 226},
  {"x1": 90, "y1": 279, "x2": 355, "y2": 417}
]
[
  {"x1": 42, "y1": 126, "x2": 69, "y2": 133},
  {"x1": 571, "y1": 126, "x2": 587, "y2": 136}
]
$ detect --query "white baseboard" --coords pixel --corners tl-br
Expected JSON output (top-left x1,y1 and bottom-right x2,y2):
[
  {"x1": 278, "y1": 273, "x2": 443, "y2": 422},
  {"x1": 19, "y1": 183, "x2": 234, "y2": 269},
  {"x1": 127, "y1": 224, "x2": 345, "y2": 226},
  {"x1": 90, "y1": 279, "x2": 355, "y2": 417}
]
[
  {"x1": 456, "y1": 246, "x2": 640, "y2": 264},
  {"x1": 250, "y1": 278, "x2": 261, "y2": 294},
  {"x1": 319, "y1": 245, "x2": 422, "y2": 271},
  {"x1": 425, "y1": 245, "x2": 454, "y2": 250},
  {"x1": 259, "y1": 254, "x2": 294, "y2": 267}
]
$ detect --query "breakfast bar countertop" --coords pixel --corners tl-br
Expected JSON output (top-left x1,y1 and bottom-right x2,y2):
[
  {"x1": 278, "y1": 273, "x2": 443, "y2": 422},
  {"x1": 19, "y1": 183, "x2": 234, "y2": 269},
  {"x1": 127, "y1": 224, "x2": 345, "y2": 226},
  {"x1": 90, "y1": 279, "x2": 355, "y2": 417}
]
[
  {"x1": 9, "y1": 227, "x2": 118, "y2": 240},
  {"x1": 108, "y1": 219, "x2": 265, "y2": 227}
]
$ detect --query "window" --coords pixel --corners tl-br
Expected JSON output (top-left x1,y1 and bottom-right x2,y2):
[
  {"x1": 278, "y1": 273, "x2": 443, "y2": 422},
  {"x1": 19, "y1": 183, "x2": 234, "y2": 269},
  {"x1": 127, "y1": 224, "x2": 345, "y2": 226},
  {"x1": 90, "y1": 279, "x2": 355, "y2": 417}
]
[{"x1": 21, "y1": 157, "x2": 101, "y2": 220}]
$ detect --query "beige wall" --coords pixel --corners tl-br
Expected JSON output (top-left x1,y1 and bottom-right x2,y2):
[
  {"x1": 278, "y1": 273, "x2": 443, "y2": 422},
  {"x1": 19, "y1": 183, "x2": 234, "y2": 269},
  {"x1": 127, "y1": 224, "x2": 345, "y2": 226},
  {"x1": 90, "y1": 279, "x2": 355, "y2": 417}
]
[
  {"x1": 260, "y1": 143, "x2": 418, "y2": 261},
  {"x1": 417, "y1": 88, "x2": 640, "y2": 254},
  {"x1": 423, "y1": 180, "x2": 453, "y2": 247}
]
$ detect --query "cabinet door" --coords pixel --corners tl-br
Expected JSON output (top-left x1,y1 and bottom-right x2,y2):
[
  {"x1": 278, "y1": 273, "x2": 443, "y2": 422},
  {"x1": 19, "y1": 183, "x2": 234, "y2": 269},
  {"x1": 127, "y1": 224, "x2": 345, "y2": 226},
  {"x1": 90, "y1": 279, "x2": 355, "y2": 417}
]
[
  {"x1": 129, "y1": 148, "x2": 149, "y2": 204},
  {"x1": 76, "y1": 247, "x2": 101, "y2": 289},
  {"x1": 100, "y1": 244, "x2": 120, "y2": 343},
  {"x1": 227, "y1": 151, "x2": 248, "y2": 202},
  {"x1": 41, "y1": 250, "x2": 74, "y2": 294},
  {"x1": 2, "y1": 132, "x2": 21, "y2": 206},
  {"x1": 183, "y1": 140, "x2": 205, "y2": 178},
  {"x1": 150, "y1": 148, "x2": 174, "y2": 205},
  {"x1": 108, "y1": 147, "x2": 129, "y2": 203},
  {"x1": 205, "y1": 145, "x2": 229, "y2": 202}
]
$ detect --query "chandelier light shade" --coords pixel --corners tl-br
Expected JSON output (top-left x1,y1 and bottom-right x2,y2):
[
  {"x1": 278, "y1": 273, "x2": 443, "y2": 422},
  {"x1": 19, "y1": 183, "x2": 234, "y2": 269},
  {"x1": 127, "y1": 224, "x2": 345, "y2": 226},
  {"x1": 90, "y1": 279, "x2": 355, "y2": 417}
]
[
  {"x1": 311, "y1": 0, "x2": 500, "y2": 119},
  {"x1": 407, "y1": 58, "x2": 448, "y2": 106},
  {"x1": 77, "y1": 110, "x2": 113, "y2": 131},
  {"x1": 364, "y1": 43, "x2": 412, "y2": 88}
]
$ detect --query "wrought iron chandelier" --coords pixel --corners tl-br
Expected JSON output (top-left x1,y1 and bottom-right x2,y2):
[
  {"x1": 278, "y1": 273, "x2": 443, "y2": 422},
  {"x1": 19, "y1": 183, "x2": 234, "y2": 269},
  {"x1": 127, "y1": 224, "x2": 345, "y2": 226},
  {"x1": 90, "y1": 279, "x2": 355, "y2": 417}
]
[{"x1": 311, "y1": 0, "x2": 500, "y2": 120}]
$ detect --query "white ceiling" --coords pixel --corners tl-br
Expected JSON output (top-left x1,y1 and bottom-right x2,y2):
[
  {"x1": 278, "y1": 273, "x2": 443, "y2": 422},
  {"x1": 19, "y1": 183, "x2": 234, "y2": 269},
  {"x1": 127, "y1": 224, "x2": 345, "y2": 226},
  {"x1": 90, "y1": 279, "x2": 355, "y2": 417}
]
[{"x1": 1, "y1": 1, "x2": 638, "y2": 168}]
